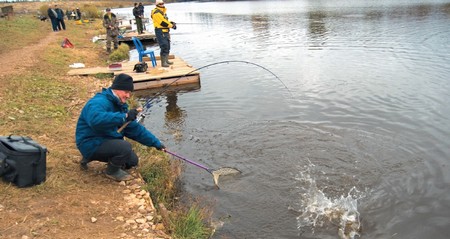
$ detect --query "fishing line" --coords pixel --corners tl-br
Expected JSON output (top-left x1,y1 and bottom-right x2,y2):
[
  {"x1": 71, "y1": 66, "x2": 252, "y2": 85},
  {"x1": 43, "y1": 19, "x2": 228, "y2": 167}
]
[
  {"x1": 139, "y1": 60, "x2": 292, "y2": 113},
  {"x1": 117, "y1": 60, "x2": 290, "y2": 132}
]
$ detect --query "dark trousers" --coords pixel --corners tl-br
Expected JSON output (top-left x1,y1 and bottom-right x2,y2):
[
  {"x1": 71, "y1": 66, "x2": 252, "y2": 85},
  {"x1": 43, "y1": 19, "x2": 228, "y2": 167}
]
[
  {"x1": 50, "y1": 18, "x2": 58, "y2": 31},
  {"x1": 58, "y1": 18, "x2": 66, "y2": 30},
  {"x1": 89, "y1": 139, "x2": 138, "y2": 168},
  {"x1": 135, "y1": 17, "x2": 143, "y2": 34},
  {"x1": 155, "y1": 28, "x2": 170, "y2": 55}
]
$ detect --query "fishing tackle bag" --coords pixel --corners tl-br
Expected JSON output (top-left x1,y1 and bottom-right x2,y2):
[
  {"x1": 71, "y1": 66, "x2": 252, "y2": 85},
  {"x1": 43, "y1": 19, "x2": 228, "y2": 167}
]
[
  {"x1": 0, "y1": 135, "x2": 47, "y2": 188},
  {"x1": 133, "y1": 62, "x2": 148, "y2": 72}
]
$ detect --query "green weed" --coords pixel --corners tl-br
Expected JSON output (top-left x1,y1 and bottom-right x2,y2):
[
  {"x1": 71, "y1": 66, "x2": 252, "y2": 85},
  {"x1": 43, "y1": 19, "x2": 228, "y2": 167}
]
[
  {"x1": 108, "y1": 43, "x2": 130, "y2": 62},
  {"x1": 170, "y1": 205, "x2": 212, "y2": 239}
]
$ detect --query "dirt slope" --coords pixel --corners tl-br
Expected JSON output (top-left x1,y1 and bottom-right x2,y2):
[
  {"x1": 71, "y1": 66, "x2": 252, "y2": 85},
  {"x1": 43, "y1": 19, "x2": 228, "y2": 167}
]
[{"x1": 0, "y1": 27, "x2": 169, "y2": 239}]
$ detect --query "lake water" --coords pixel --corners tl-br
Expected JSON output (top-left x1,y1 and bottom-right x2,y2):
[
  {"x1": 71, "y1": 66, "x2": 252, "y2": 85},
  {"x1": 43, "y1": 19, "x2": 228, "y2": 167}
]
[{"x1": 116, "y1": 0, "x2": 450, "y2": 238}]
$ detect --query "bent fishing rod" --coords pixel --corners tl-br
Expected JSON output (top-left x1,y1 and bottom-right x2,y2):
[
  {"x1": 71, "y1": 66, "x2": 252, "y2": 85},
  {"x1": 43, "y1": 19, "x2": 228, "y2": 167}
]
[{"x1": 118, "y1": 60, "x2": 290, "y2": 132}]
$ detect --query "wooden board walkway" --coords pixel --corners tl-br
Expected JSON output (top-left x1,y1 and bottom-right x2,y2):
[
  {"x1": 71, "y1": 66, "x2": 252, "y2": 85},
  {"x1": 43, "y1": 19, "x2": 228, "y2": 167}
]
[{"x1": 67, "y1": 56, "x2": 200, "y2": 91}]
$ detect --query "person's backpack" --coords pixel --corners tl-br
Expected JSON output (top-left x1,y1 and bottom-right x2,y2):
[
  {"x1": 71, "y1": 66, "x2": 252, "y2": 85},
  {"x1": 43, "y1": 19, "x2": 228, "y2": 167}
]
[{"x1": 133, "y1": 62, "x2": 148, "y2": 73}]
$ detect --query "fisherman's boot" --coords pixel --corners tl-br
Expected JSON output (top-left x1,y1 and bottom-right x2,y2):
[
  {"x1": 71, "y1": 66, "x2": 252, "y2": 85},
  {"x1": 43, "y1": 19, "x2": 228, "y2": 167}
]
[
  {"x1": 160, "y1": 54, "x2": 169, "y2": 67},
  {"x1": 165, "y1": 54, "x2": 173, "y2": 65},
  {"x1": 106, "y1": 48, "x2": 111, "y2": 54},
  {"x1": 80, "y1": 157, "x2": 91, "y2": 171},
  {"x1": 105, "y1": 163, "x2": 133, "y2": 181}
]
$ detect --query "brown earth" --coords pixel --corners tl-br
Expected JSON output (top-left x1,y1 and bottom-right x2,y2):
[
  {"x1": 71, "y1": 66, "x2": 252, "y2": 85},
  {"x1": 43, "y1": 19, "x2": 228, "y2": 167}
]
[{"x1": 0, "y1": 4, "x2": 171, "y2": 239}]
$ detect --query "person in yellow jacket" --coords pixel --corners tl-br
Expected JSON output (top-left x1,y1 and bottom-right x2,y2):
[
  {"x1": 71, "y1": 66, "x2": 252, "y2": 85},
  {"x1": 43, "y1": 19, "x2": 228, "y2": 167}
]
[{"x1": 151, "y1": 0, "x2": 176, "y2": 67}]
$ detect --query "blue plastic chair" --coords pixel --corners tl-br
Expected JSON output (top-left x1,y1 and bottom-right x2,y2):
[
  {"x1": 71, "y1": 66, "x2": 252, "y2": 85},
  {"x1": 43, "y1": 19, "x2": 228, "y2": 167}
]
[{"x1": 132, "y1": 37, "x2": 157, "y2": 67}]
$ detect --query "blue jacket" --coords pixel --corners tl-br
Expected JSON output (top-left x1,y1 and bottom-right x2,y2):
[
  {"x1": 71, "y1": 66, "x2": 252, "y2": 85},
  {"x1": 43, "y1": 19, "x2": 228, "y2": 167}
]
[{"x1": 75, "y1": 88, "x2": 162, "y2": 160}]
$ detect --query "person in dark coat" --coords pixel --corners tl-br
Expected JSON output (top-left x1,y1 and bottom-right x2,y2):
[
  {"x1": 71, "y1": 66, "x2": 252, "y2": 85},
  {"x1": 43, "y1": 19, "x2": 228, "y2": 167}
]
[
  {"x1": 139, "y1": 3, "x2": 145, "y2": 31},
  {"x1": 133, "y1": 3, "x2": 144, "y2": 34},
  {"x1": 76, "y1": 73, "x2": 166, "y2": 181},
  {"x1": 47, "y1": 4, "x2": 58, "y2": 32},
  {"x1": 76, "y1": 8, "x2": 82, "y2": 20},
  {"x1": 55, "y1": 6, "x2": 66, "y2": 30}
]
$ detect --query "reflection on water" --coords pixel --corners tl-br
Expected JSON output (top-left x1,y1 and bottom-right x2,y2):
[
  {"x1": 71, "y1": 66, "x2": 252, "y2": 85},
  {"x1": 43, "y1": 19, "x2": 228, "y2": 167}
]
[
  {"x1": 164, "y1": 91, "x2": 186, "y2": 143},
  {"x1": 307, "y1": 11, "x2": 328, "y2": 49},
  {"x1": 124, "y1": 0, "x2": 450, "y2": 238}
]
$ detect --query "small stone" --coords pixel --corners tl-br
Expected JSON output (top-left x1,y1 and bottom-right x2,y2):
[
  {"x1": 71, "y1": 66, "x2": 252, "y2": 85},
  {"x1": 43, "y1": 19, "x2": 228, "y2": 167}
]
[
  {"x1": 91, "y1": 217, "x2": 97, "y2": 223},
  {"x1": 116, "y1": 216, "x2": 124, "y2": 222},
  {"x1": 138, "y1": 205, "x2": 146, "y2": 214},
  {"x1": 126, "y1": 219, "x2": 136, "y2": 225},
  {"x1": 135, "y1": 218, "x2": 146, "y2": 224},
  {"x1": 142, "y1": 222, "x2": 150, "y2": 229}
]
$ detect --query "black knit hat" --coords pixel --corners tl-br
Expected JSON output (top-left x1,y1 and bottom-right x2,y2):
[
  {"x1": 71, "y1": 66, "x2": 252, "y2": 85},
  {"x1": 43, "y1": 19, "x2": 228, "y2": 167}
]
[{"x1": 111, "y1": 73, "x2": 134, "y2": 91}]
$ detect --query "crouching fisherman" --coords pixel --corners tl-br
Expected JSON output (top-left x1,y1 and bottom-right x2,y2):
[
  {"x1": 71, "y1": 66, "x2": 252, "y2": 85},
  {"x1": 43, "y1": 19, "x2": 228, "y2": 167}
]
[{"x1": 75, "y1": 73, "x2": 165, "y2": 181}]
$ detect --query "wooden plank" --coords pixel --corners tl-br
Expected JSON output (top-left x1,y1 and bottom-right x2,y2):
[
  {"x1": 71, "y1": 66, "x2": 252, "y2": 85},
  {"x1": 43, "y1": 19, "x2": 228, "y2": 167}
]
[
  {"x1": 133, "y1": 75, "x2": 200, "y2": 91},
  {"x1": 66, "y1": 55, "x2": 200, "y2": 91},
  {"x1": 67, "y1": 67, "x2": 114, "y2": 76},
  {"x1": 113, "y1": 57, "x2": 199, "y2": 82}
]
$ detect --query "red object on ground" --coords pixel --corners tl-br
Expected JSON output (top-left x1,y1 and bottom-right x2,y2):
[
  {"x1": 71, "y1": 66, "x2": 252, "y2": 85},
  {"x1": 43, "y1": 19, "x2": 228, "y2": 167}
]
[{"x1": 61, "y1": 38, "x2": 74, "y2": 48}]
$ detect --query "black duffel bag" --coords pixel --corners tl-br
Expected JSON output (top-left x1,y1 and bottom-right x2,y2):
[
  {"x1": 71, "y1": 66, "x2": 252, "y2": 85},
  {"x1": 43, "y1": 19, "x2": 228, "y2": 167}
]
[
  {"x1": 0, "y1": 135, "x2": 47, "y2": 188},
  {"x1": 133, "y1": 62, "x2": 148, "y2": 72}
]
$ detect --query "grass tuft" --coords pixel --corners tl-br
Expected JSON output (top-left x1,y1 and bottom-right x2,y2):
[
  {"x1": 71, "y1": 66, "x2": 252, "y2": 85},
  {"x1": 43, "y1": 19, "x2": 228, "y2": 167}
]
[
  {"x1": 108, "y1": 43, "x2": 130, "y2": 62},
  {"x1": 170, "y1": 204, "x2": 212, "y2": 239},
  {"x1": 138, "y1": 149, "x2": 181, "y2": 205}
]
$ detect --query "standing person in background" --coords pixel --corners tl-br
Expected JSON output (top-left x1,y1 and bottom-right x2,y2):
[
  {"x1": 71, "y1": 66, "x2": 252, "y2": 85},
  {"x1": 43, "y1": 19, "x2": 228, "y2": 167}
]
[
  {"x1": 47, "y1": 4, "x2": 58, "y2": 32},
  {"x1": 71, "y1": 9, "x2": 76, "y2": 20},
  {"x1": 103, "y1": 8, "x2": 119, "y2": 54},
  {"x1": 55, "y1": 6, "x2": 66, "y2": 31},
  {"x1": 66, "y1": 9, "x2": 70, "y2": 20},
  {"x1": 151, "y1": 0, "x2": 177, "y2": 67},
  {"x1": 139, "y1": 3, "x2": 145, "y2": 32},
  {"x1": 133, "y1": 3, "x2": 144, "y2": 34},
  {"x1": 76, "y1": 8, "x2": 82, "y2": 20}
]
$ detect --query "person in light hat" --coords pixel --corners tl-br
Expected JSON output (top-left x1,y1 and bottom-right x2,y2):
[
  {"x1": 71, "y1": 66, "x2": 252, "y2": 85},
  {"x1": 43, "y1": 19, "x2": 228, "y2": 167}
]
[
  {"x1": 75, "y1": 73, "x2": 165, "y2": 182},
  {"x1": 151, "y1": 0, "x2": 177, "y2": 67}
]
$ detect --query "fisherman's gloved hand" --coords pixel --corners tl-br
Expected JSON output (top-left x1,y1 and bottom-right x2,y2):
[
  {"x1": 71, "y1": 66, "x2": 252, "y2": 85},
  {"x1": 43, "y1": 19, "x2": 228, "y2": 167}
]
[
  {"x1": 156, "y1": 143, "x2": 166, "y2": 151},
  {"x1": 171, "y1": 21, "x2": 177, "y2": 30},
  {"x1": 126, "y1": 109, "x2": 139, "y2": 122}
]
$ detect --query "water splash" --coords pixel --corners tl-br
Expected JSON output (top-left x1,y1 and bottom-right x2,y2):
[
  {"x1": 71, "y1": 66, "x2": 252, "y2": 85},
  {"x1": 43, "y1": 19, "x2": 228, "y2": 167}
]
[{"x1": 295, "y1": 166, "x2": 363, "y2": 239}]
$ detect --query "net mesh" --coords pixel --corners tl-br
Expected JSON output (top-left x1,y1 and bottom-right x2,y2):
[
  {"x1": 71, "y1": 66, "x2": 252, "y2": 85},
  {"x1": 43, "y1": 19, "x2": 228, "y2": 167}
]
[{"x1": 211, "y1": 167, "x2": 241, "y2": 186}]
